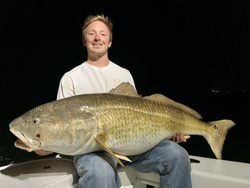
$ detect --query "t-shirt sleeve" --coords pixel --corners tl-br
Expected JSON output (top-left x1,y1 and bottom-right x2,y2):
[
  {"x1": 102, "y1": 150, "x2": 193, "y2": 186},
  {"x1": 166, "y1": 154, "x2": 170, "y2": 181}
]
[
  {"x1": 56, "y1": 74, "x2": 75, "y2": 100},
  {"x1": 126, "y1": 70, "x2": 136, "y2": 90}
]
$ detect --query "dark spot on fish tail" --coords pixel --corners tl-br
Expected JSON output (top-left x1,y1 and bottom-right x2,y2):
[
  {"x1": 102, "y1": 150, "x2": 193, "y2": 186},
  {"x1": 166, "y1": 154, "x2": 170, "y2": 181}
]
[
  {"x1": 36, "y1": 133, "x2": 40, "y2": 138},
  {"x1": 213, "y1": 125, "x2": 219, "y2": 130}
]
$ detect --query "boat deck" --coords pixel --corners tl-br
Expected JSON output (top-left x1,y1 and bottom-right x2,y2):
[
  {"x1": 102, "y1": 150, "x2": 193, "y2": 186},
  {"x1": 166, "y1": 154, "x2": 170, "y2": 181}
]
[{"x1": 0, "y1": 155, "x2": 250, "y2": 188}]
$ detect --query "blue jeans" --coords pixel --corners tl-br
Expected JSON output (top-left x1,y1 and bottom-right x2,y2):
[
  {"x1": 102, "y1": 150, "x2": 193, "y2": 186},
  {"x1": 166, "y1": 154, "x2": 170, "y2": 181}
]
[{"x1": 74, "y1": 139, "x2": 192, "y2": 188}]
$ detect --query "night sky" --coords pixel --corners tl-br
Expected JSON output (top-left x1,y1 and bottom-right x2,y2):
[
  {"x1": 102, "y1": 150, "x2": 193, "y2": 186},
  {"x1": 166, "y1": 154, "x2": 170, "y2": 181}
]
[{"x1": 1, "y1": 1, "x2": 250, "y2": 163}]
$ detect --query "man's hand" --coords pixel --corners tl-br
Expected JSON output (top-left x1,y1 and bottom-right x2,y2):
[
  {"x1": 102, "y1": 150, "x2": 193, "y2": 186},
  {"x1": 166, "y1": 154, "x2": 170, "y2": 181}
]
[
  {"x1": 35, "y1": 150, "x2": 53, "y2": 156},
  {"x1": 171, "y1": 131, "x2": 187, "y2": 143}
]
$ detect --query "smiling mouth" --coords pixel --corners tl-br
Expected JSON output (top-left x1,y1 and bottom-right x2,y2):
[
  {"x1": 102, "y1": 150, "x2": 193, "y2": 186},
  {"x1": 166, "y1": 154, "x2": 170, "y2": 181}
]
[{"x1": 92, "y1": 43, "x2": 102, "y2": 47}]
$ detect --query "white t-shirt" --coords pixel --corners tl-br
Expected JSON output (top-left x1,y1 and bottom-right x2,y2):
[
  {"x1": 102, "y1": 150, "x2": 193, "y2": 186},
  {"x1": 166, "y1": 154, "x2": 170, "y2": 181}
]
[{"x1": 57, "y1": 61, "x2": 135, "y2": 100}]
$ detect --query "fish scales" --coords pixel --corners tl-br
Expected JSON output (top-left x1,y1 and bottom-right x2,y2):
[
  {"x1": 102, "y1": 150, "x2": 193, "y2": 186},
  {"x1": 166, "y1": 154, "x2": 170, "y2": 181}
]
[{"x1": 78, "y1": 94, "x2": 208, "y2": 155}]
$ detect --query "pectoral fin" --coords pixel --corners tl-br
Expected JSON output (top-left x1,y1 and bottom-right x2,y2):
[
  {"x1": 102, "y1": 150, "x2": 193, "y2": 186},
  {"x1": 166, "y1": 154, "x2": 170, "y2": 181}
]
[
  {"x1": 95, "y1": 135, "x2": 125, "y2": 167},
  {"x1": 114, "y1": 153, "x2": 132, "y2": 162}
]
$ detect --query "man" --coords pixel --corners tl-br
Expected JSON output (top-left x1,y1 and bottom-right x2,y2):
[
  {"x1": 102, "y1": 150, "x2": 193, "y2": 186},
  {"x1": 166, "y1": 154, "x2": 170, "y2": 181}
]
[{"x1": 38, "y1": 14, "x2": 192, "y2": 188}]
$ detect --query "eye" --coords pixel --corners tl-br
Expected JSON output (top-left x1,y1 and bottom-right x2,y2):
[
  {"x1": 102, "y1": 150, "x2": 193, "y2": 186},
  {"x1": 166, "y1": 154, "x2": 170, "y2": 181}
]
[
  {"x1": 36, "y1": 133, "x2": 40, "y2": 138},
  {"x1": 33, "y1": 118, "x2": 40, "y2": 124}
]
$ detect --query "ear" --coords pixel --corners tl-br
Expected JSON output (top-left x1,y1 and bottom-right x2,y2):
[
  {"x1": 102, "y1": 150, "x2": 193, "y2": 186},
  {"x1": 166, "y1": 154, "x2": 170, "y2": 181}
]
[
  {"x1": 82, "y1": 36, "x2": 86, "y2": 46},
  {"x1": 108, "y1": 41, "x2": 112, "y2": 48}
]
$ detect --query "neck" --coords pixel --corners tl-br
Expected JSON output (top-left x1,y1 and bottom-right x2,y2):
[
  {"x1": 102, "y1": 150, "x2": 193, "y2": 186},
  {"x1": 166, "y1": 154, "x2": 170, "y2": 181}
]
[{"x1": 86, "y1": 53, "x2": 110, "y2": 67}]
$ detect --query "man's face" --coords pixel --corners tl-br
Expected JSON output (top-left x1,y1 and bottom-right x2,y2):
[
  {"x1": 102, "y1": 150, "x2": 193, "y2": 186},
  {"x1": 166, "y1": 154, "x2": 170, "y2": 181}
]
[{"x1": 83, "y1": 21, "x2": 112, "y2": 57}]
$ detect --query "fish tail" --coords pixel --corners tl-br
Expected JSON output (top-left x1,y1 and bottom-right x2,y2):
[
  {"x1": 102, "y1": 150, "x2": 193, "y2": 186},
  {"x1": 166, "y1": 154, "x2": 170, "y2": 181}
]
[{"x1": 205, "y1": 120, "x2": 235, "y2": 159}]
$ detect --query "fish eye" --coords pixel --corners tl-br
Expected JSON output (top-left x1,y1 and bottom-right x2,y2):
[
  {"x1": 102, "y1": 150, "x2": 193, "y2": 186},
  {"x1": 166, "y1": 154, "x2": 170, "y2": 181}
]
[{"x1": 33, "y1": 118, "x2": 40, "y2": 124}]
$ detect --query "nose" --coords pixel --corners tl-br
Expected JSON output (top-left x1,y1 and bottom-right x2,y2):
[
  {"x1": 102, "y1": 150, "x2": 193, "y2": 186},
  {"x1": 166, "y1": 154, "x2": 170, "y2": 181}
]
[{"x1": 94, "y1": 33, "x2": 101, "y2": 41}]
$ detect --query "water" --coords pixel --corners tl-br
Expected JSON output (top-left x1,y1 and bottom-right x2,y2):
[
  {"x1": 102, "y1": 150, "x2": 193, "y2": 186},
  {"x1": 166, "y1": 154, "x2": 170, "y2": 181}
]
[{"x1": 1, "y1": 92, "x2": 249, "y2": 167}]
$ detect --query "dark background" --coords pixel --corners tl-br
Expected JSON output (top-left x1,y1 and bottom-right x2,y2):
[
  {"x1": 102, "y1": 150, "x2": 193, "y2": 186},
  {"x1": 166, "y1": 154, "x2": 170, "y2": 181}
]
[{"x1": 1, "y1": 0, "x2": 250, "y2": 165}]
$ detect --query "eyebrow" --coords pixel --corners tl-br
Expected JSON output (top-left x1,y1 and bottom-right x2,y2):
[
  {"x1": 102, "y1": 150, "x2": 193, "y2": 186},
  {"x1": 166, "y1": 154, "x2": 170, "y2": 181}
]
[{"x1": 89, "y1": 29, "x2": 106, "y2": 33}]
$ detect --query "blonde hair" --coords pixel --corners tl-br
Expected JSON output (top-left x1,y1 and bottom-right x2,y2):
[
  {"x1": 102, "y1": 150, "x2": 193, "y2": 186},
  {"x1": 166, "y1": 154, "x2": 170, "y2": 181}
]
[{"x1": 82, "y1": 14, "x2": 113, "y2": 42}]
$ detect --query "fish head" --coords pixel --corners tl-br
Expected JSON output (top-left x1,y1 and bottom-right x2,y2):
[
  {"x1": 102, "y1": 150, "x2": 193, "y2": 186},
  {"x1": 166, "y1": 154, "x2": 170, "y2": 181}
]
[{"x1": 9, "y1": 100, "x2": 71, "y2": 153}]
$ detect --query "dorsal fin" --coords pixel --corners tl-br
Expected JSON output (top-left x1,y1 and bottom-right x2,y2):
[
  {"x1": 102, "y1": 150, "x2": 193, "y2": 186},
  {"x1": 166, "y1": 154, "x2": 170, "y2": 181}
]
[
  {"x1": 144, "y1": 94, "x2": 202, "y2": 119},
  {"x1": 110, "y1": 83, "x2": 202, "y2": 119},
  {"x1": 109, "y1": 82, "x2": 141, "y2": 97}
]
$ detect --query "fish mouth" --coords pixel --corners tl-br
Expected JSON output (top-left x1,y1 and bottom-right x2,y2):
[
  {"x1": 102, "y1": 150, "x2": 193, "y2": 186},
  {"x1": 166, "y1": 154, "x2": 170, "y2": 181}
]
[{"x1": 10, "y1": 129, "x2": 41, "y2": 152}]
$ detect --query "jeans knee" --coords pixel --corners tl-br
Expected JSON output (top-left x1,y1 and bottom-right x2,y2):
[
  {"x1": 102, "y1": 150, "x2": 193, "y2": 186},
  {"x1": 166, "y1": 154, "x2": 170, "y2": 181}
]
[
  {"x1": 157, "y1": 142, "x2": 190, "y2": 173},
  {"x1": 171, "y1": 144, "x2": 191, "y2": 172},
  {"x1": 75, "y1": 155, "x2": 121, "y2": 188},
  {"x1": 178, "y1": 145, "x2": 189, "y2": 159},
  {"x1": 74, "y1": 153, "x2": 117, "y2": 179},
  {"x1": 172, "y1": 143, "x2": 189, "y2": 160}
]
